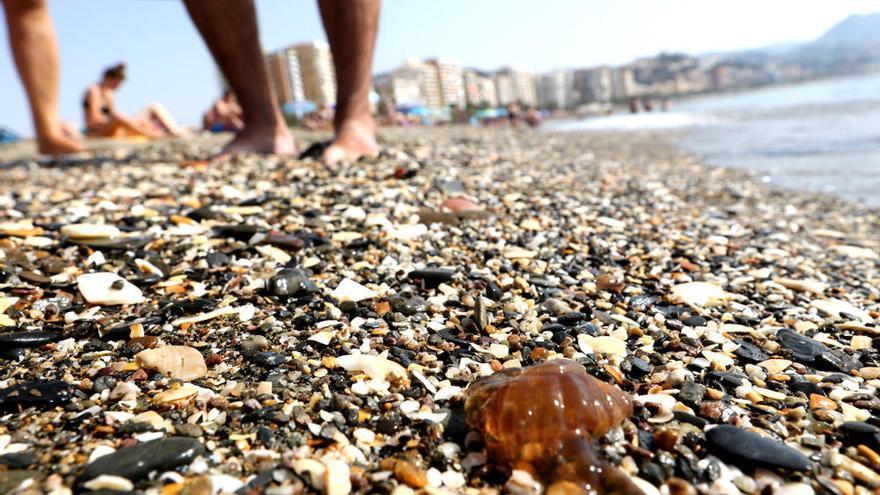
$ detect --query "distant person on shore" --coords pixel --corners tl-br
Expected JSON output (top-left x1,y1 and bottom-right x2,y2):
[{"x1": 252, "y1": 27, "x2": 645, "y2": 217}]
[
  {"x1": 2, "y1": 0, "x2": 83, "y2": 154},
  {"x1": 642, "y1": 97, "x2": 655, "y2": 112},
  {"x1": 628, "y1": 97, "x2": 640, "y2": 114},
  {"x1": 83, "y1": 63, "x2": 188, "y2": 140},
  {"x1": 661, "y1": 98, "x2": 672, "y2": 112},
  {"x1": 506, "y1": 103, "x2": 522, "y2": 128},
  {"x1": 182, "y1": 0, "x2": 380, "y2": 164},
  {"x1": 203, "y1": 90, "x2": 244, "y2": 133},
  {"x1": 525, "y1": 108, "x2": 541, "y2": 128}
]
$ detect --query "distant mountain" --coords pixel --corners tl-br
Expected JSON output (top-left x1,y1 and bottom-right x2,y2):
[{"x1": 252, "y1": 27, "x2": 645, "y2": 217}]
[
  {"x1": 814, "y1": 13, "x2": 880, "y2": 47},
  {"x1": 783, "y1": 13, "x2": 880, "y2": 74}
]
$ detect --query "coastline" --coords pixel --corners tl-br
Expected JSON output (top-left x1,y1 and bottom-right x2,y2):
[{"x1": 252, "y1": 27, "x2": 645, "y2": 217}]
[{"x1": 0, "y1": 126, "x2": 878, "y2": 493}]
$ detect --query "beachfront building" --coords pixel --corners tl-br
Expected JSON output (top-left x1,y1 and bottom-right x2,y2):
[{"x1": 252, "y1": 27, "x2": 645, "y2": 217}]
[
  {"x1": 497, "y1": 66, "x2": 537, "y2": 107},
  {"x1": 266, "y1": 47, "x2": 305, "y2": 106},
  {"x1": 389, "y1": 59, "x2": 442, "y2": 109},
  {"x1": 711, "y1": 64, "x2": 734, "y2": 91},
  {"x1": 386, "y1": 76, "x2": 423, "y2": 107},
  {"x1": 537, "y1": 70, "x2": 575, "y2": 110},
  {"x1": 293, "y1": 40, "x2": 336, "y2": 106},
  {"x1": 573, "y1": 66, "x2": 613, "y2": 104},
  {"x1": 611, "y1": 67, "x2": 637, "y2": 100},
  {"x1": 463, "y1": 69, "x2": 498, "y2": 107},
  {"x1": 426, "y1": 58, "x2": 466, "y2": 109},
  {"x1": 476, "y1": 74, "x2": 499, "y2": 108},
  {"x1": 494, "y1": 73, "x2": 514, "y2": 106}
]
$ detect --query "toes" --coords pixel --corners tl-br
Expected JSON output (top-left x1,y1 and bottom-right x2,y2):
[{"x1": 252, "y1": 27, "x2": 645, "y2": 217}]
[{"x1": 320, "y1": 145, "x2": 347, "y2": 166}]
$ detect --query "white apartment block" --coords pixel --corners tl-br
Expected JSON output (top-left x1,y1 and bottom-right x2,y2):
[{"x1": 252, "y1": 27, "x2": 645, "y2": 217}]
[
  {"x1": 391, "y1": 59, "x2": 442, "y2": 109},
  {"x1": 293, "y1": 40, "x2": 336, "y2": 107},
  {"x1": 463, "y1": 70, "x2": 498, "y2": 107},
  {"x1": 498, "y1": 66, "x2": 537, "y2": 107},
  {"x1": 426, "y1": 58, "x2": 466, "y2": 108},
  {"x1": 266, "y1": 47, "x2": 305, "y2": 105},
  {"x1": 537, "y1": 70, "x2": 574, "y2": 110}
]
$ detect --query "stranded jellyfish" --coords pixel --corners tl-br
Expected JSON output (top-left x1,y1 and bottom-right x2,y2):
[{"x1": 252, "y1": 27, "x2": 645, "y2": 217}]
[{"x1": 464, "y1": 359, "x2": 643, "y2": 495}]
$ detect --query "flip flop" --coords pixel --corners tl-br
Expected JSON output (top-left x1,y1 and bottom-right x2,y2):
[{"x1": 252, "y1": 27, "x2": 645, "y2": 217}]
[{"x1": 297, "y1": 140, "x2": 332, "y2": 160}]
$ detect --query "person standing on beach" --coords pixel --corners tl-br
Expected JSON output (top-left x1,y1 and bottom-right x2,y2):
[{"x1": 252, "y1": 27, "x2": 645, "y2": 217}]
[
  {"x1": 2, "y1": 0, "x2": 83, "y2": 154},
  {"x1": 183, "y1": 0, "x2": 380, "y2": 164}
]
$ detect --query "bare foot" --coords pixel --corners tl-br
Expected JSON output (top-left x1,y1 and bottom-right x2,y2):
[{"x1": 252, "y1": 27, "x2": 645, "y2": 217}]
[
  {"x1": 37, "y1": 134, "x2": 85, "y2": 155},
  {"x1": 219, "y1": 125, "x2": 296, "y2": 158},
  {"x1": 321, "y1": 116, "x2": 378, "y2": 165}
]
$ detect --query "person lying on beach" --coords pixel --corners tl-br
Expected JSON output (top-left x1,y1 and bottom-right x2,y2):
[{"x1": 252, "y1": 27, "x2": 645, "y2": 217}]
[
  {"x1": 302, "y1": 105, "x2": 334, "y2": 131},
  {"x1": 3, "y1": 0, "x2": 84, "y2": 154},
  {"x1": 83, "y1": 63, "x2": 188, "y2": 140},
  {"x1": 202, "y1": 90, "x2": 244, "y2": 133}
]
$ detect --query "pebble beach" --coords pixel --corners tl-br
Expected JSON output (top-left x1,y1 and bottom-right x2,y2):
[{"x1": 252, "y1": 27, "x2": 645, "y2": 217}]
[{"x1": 0, "y1": 126, "x2": 879, "y2": 495}]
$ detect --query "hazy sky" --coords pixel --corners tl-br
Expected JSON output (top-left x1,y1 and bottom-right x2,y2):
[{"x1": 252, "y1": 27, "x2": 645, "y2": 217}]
[{"x1": 2, "y1": 0, "x2": 879, "y2": 136}]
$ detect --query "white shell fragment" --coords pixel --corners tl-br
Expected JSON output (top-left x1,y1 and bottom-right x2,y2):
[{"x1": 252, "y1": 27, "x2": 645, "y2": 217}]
[
  {"x1": 61, "y1": 223, "x2": 120, "y2": 239},
  {"x1": 635, "y1": 393, "x2": 677, "y2": 423},
  {"x1": 811, "y1": 298, "x2": 872, "y2": 323},
  {"x1": 670, "y1": 282, "x2": 730, "y2": 307},
  {"x1": 330, "y1": 278, "x2": 377, "y2": 303},
  {"x1": 135, "y1": 346, "x2": 208, "y2": 381},
  {"x1": 832, "y1": 244, "x2": 878, "y2": 259},
  {"x1": 77, "y1": 272, "x2": 145, "y2": 305},
  {"x1": 336, "y1": 353, "x2": 410, "y2": 395}
]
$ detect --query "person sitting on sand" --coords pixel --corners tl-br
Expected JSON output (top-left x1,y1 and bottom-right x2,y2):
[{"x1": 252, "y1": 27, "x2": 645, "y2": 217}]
[
  {"x1": 202, "y1": 90, "x2": 243, "y2": 132},
  {"x1": 83, "y1": 63, "x2": 188, "y2": 140}
]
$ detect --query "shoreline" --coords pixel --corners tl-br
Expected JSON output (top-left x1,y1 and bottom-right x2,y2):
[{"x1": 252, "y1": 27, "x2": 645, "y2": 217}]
[{"x1": 0, "y1": 126, "x2": 878, "y2": 494}]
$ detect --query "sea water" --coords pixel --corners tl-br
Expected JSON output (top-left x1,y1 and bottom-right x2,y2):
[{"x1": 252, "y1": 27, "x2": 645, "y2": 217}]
[{"x1": 545, "y1": 72, "x2": 880, "y2": 206}]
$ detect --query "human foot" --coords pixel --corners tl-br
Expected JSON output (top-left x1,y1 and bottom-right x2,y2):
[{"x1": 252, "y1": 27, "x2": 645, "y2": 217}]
[
  {"x1": 37, "y1": 134, "x2": 85, "y2": 155},
  {"x1": 321, "y1": 116, "x2": 378, "y2": 165},
  {"x1": 219, "y1": 125, "x2": 296, "y2": 157}
]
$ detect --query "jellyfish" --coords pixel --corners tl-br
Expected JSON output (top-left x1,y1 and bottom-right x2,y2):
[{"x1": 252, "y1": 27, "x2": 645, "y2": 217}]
[{"x1": 464, "y1": 359, "x2": 643, "y2": 495}]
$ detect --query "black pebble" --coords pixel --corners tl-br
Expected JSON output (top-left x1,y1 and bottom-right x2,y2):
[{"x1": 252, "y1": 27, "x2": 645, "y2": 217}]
[
  {"x1": 682, "y1": 315, "x2": 707, "y2": 327},
  {"x1": 777, "y1": 328, "x2": 827, "y2": 364},
  {"x1": 839, "y1": 421, "x2": 880, "y2": 451},
  {"x1": 268, "y1": 268, "x2": 314, "y2": 297},
  {"x1": 206, "y1": 252, "x2": 230, "y2": 267},
  {"x1": 706, "y1": 425, "x2": 812, "y2": 471},
  {"x1": 253, "y1": 352, "x2": 286, "y2": 367},
  {"x1": 0, "y1": 380, "x2": 73, "y2": 411},
  {"x1": 213, "y1": 224, "x2": 261, "y2": 241},
  {"x1": 408, "y1": 268, "x2": 455, "y2": 288},
  {"x1": 623, "y1": 355, "x2": 651, "y2": 379},
  {"x1": 0, "y1": 452, "x2": 37, "y2": 468},
  {"x1": 79, "y1": 437, "x2": 205, "y2": 482},
  {"x1": 734, "y1": 339, "x2": 769, "y2": 363},
  {"x1": 679, "y1": 380, "x2": 705, "y2": 407},
  {"x1": 0, "y1": 331, "x2": 60, "y2": 349},
  {"x1": 485, "y1": 281, "x2": 503, "y2": 301}
]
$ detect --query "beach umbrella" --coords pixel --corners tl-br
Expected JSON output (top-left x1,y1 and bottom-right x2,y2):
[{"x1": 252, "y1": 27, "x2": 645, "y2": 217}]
[
  {"x1": 472, "y1": 108, "x2": 508, "y2": 120},
  {"x1": 0, "y1": 127, "x2": 19, "y2": 145},
  {"x1": 397, "y1": 105, "x2": 432, "y2": 117},
  {"x1": 471, "y1": 108, "x2": 496, "y2": 120},
  {"x1": 282, "y1": 100, "x2": 318, "y2": 118}
]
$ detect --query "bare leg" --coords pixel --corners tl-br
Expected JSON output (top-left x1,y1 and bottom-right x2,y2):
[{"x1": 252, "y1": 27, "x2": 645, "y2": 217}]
[
  {"x1": 183, "y1": 0, "x2": 294, "y2": 156},
  {"x1": 144, "y1": 103, "x2": 190, "y2": 138},
  {"x1": 318, "y1": 0, "x2": 380, "y2": 165},
  {"x1": 3, "y1": 0, "x2": 83, "y2": 155},
  {"x1": 89, "y1": 114, "x2": 162, "y2": 140}
]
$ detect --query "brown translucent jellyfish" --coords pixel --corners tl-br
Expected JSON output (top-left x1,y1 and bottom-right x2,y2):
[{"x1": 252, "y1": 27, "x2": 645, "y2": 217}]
[{"x1": 464, "y1": 359, "x2": 644, "y2": 495}]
